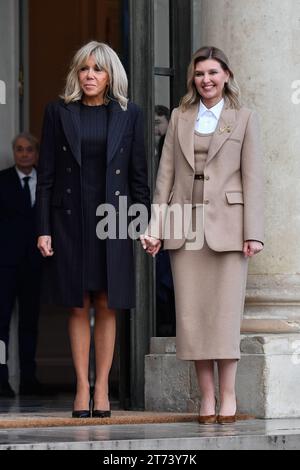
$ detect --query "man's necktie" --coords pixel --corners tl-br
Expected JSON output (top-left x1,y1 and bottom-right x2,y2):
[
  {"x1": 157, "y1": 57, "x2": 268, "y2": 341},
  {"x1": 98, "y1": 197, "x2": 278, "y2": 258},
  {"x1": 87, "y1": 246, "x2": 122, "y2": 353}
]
[{"x1": 23, "y1": 176, "x2": 32, "y2": 211}]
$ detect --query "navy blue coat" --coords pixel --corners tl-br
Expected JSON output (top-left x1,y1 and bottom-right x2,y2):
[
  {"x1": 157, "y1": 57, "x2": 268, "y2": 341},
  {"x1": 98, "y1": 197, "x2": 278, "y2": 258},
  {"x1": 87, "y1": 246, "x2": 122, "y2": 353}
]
[{"x1": 36, "y1": 99, "x2": 150, "y2": 309}]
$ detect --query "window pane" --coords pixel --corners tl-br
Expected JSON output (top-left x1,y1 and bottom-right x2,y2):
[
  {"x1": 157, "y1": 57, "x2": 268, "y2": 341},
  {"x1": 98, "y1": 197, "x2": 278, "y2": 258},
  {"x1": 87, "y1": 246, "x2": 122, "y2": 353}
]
[
  {"x1": 155, "y1": 75, "x2": 170, "y2": 167},
  {"x1": 154, "y1": 0, "x2": 170, "y2": 68},
  {"x1": 155, "y1": 75, "x2": 170, "y2": 109}
]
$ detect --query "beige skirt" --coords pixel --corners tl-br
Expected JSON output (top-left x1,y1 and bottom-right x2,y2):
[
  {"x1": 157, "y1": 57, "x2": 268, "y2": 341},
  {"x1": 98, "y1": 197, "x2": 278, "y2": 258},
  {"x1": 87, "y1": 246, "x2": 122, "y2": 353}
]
[{"x1": 169, "y1": 231, "x2": 248, "y2": 361}]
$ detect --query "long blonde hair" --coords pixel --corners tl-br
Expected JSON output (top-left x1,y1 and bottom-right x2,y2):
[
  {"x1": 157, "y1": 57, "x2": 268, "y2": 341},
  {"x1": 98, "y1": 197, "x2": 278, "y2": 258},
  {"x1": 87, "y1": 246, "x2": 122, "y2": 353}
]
[
  {"x1": 62, "y1": 41, "x2": 128, "y2": 110},
  {"x1": 180, "y1": 46, "x2": 241, "y2": 111}
]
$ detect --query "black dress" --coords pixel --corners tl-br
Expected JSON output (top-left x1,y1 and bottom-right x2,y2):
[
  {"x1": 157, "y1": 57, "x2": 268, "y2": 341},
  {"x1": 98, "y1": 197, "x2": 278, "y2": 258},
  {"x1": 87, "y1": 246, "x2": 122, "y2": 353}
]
[{"x1": 80, "y1": 102, "x2": 108, "y2": 292}]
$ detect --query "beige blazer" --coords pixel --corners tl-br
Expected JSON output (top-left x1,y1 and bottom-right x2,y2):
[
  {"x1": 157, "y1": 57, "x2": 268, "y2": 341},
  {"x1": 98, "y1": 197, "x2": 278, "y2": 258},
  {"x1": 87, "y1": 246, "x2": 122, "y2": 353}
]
[{"x1": 147, "y1": 103, "x2": 264, "y2": 252}]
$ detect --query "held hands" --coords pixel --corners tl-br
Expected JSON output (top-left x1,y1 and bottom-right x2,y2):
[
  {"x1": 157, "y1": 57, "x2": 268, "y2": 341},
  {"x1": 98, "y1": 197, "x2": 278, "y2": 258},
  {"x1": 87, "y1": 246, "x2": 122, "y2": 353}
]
[
  {"x1": 37, "y1": 236, "x2": 54, "y2": 258},
  {"x1": 243, "y1": 240, "x2": 264, "y2": 258},
  {"x1": 140, "y1": 235, "x2": 162, "y2": 258}
]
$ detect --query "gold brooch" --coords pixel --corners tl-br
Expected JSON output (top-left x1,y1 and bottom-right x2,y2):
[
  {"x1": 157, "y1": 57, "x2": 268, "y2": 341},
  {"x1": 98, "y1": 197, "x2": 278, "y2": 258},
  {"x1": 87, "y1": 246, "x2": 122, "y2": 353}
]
[{"x1": 219, "y1": 125, "x2": 232, "y2": 134}]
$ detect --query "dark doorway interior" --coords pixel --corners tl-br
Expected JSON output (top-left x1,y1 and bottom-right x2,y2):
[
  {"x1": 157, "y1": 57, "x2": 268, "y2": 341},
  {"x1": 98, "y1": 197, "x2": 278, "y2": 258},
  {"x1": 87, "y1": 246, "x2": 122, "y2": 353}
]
[{"x1": 28, "y1": 0, "x2": 125, "y2": 139}]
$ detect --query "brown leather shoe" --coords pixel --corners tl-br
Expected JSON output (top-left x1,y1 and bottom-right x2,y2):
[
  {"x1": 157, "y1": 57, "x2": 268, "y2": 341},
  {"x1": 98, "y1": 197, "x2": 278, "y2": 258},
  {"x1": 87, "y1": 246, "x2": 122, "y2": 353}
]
[
  {"x1": 198, "y1": 415, "x2": 217, "y2": 425},
  {"x1": 217, "y1": 414, "x2": 237, "y2": 425}
]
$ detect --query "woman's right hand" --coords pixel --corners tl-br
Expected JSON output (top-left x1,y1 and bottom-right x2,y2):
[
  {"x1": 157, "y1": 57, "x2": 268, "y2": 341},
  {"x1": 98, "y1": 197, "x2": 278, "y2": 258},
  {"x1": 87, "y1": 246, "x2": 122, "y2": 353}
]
[
  {"x1": 140, "y1": 235, "x2": 162, "y2": 258},
  {"x1": 37, "y1": 236, "x2": 54, "y2": 258}
]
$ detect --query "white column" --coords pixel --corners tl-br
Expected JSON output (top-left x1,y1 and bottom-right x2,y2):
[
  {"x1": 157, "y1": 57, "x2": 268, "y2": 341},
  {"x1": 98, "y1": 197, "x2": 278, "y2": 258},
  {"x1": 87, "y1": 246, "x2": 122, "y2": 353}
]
[
  {"x1": 197, "y1": 0, "x2": 300, "y2": 334},
  {"x1": 193, "y1": 0, "x2": 300, "y2": 417}
]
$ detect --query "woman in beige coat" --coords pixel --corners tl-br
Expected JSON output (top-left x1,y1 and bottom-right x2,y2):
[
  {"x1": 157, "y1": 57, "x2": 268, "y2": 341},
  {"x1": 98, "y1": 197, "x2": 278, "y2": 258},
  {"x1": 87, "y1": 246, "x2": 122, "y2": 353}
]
[{"x1": 141, "y1": 47, "x2": 264, "y2": 424}]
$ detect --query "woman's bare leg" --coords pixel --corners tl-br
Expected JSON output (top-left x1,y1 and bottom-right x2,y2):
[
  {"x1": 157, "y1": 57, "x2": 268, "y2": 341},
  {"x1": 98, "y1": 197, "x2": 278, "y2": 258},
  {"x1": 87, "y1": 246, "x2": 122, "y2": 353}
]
[
  {"x1": 217, "y1": 359, "x2": 238, "y2": 416},
  {"x1": 195, "y1": 360, "x2": 216, "y2": 415},
  {"x1": 93, "y1": 292, "x2": 116, "y2": 411},
  {"x1": 69, "y1": 293, "x2": 91, "y2": 411}
]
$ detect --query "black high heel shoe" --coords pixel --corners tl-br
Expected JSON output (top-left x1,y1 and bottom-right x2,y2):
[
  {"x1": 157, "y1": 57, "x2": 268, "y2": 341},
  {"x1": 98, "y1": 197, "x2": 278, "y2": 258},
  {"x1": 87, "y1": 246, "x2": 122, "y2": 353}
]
[
  {"x1": 72, "y1": 394, "x2": 92, "y2": 419},
  {"x1": 72, "y1": 409, "x2": 91, "y2": 419},
  {"x1": 91, "y1": 394, "x2": 111, "y2": 419},
  {"x1": 92, "y1": 409, "x2": 111, "y2": 418}
]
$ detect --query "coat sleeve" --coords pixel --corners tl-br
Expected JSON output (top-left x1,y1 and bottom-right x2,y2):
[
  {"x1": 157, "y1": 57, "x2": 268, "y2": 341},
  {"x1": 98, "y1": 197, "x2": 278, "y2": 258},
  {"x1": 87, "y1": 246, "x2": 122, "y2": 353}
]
[
  {"x1": 241, "y1": 110, "x2": 264, "y2": 244},
  {"x1": 36, "y1": 102, "x2": 56, "y2": 236},
  {"x1": 146, "y1": 108, "x2": 177, "y2": 240},
  {"x1": 129, "y1": 106, "x2": 151, "y2": 218}
]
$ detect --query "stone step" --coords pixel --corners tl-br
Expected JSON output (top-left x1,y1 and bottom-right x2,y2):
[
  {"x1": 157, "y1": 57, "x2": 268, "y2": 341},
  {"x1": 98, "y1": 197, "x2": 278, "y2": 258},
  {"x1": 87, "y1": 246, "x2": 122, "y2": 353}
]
[
  {"x1": 0, "y1": 419, "x2": 300, "y2": 450},
  {"x1": 145, "y1": 335, "x2": 300, "y2": 418}
]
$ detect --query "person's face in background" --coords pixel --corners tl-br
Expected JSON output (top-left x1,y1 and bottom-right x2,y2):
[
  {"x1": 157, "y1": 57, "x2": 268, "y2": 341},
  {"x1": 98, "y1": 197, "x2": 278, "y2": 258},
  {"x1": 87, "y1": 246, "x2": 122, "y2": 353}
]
[
  {"x1": 155, "y1": 114, "x2": 169, "y2": 145},
  {"x1": 194, "y1": 58, "x2": 229, "y2": 108},
  {"x1": 13, "y1": 137, "x2": 38, "y2": 173},
  {"x1": 79, "y1": 55, "x2": 110, "y2": 106}
]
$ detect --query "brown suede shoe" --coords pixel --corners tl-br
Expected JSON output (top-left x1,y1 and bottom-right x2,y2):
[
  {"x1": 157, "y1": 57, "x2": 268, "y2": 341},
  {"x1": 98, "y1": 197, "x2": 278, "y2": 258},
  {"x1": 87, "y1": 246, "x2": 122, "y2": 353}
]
[
  {"x1": 198, "y1": 415, "x2": 217, "y2": 425},
  {"x1": 217, "y1": 414, "x2": 237, "y2": 425}
]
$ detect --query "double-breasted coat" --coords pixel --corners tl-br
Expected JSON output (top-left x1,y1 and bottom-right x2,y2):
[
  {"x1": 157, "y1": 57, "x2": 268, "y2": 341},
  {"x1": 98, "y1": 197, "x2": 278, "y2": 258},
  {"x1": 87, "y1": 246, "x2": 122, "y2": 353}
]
[{"x1": 36, "y1": 99, "x2": 150, "y2": 309}]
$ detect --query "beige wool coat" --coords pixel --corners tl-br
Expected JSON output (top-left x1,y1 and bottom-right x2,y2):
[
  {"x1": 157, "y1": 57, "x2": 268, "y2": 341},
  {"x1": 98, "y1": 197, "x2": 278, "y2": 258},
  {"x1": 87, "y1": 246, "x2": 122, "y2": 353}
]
[{"x1": 147, "y1": 103, "x2": 264, "y2": 251}]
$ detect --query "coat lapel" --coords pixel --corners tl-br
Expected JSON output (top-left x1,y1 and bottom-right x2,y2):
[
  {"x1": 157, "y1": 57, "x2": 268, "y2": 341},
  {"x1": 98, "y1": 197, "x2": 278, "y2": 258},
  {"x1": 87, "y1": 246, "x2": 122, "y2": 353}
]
[
  {"x1": 59, "y1": 101, "x2": 81, "y2": 166},
  {"x1": 206, "y1": 106, "x2": 237, "y2": 165},
  {"x1": 107, "y1": 100, "x2": 128, "y2": 165},
  {"x1": 177, "y1": 105, "x2": 198, "y2": 170}
]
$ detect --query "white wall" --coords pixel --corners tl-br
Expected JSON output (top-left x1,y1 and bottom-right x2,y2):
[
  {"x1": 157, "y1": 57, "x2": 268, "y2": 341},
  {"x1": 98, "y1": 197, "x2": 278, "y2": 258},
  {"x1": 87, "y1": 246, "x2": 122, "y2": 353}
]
[{"x1": 0, "y1": 0, "x2": 20, "y2": 170}]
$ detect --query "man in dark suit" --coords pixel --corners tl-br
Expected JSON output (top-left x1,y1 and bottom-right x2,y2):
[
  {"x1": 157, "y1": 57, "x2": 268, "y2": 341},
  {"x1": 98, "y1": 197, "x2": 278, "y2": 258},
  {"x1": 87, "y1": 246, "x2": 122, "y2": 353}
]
[{"x1": 0, "y1": 133, "x2": 43, "y2": 397}]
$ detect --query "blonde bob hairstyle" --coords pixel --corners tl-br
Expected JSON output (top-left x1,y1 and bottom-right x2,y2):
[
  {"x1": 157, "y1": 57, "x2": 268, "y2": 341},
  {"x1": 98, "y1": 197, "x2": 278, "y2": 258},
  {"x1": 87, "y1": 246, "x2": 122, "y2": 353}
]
[
  {"x1": 62, "y1": 41, "x2": 128, "y2": 110},
  {"x1": 180, "y1": 46, "x2": 241, "y2": 111}
]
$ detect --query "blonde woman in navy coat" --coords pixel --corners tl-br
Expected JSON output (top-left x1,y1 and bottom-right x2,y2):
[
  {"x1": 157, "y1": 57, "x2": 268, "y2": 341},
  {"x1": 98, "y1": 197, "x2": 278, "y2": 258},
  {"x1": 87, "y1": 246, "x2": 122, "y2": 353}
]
[{"x1": 37, "y1": 42, "x2": 150, "y2": 418}]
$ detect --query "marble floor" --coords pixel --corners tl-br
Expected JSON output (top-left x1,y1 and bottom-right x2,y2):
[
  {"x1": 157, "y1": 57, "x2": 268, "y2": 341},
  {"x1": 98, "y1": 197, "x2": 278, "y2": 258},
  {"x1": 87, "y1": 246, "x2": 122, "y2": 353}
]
[
  {"x1": 0, "y1": 397, "x2": 300, "y2": 450},
  {"x1": 0, "y1": 394, "x2": 74, "y2": 417}
]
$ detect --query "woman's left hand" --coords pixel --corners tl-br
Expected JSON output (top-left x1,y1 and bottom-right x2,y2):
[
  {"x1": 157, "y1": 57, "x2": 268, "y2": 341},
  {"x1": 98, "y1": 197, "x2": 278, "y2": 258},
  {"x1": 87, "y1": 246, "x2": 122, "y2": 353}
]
[
  {"x1": 243, "y1": 240, "x2": 264, "y2": 258},
  {"x1": 140, "y1": 235, "x2": 162, "y2": 257}
]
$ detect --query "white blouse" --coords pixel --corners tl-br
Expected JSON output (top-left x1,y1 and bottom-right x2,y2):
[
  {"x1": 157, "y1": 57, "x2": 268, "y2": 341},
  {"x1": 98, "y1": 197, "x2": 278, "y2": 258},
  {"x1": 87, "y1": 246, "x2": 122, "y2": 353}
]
[{"x1": 195, "y1": 99, "x2": 224, "y2": 134}]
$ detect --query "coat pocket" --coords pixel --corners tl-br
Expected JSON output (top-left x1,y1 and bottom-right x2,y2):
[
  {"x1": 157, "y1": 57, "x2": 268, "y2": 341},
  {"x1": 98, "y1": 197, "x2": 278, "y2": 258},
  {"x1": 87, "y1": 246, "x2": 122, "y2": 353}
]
[{"x1": 226, "y1": 191, "x2": 244, "y2": 205}]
